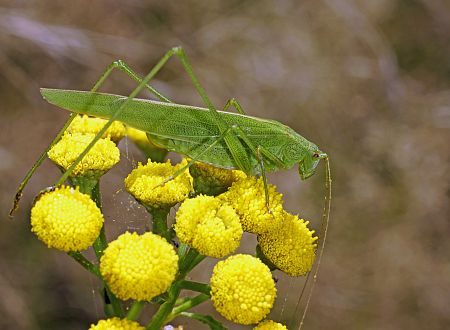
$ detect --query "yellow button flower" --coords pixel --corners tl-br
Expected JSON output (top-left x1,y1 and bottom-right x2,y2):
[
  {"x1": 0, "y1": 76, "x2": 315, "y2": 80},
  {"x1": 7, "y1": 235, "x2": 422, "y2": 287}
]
[
  {"x1": 126, "y1": 127, "x2": 167, "y2": 162},
  {"x1": 189, "y1": 161, "x2": 246, "y2": 196},
  {"x1": 48, "y1": 133, "x2": 120, "y2": 177},
  {"x1": 89, "y1": 317, "x2": 144, "y2": 330},
  {"x1": 30, "y1": 186, "x2": 104, "y2": 252},
  {"x1": 174, "y1": 195, "x2": 243, "y2": 258},
  {"x1": 210, "y1": 254, "x2": 276, "y2": 325},
  {"x1": 69, "y1": 114, "x2": 126, "y2": 142},
  {"x1": 258, "y1": 211, "x2": 317, "y2": 276},
  {"x1": 100, "y1": 232, "x2": 178, "y2": 301},
  {"x1": 253, "y1": 320, "x2": 288, "y2": 330},
  {"x1": 124, "y1": 159, "x2": 192, "y2": 208},
  {"x1": 126, "y1": 126, "x2": 148, "y2": 145},
  {"x1": 219, "y1": 176, "x2": 284, "y2": 234}
]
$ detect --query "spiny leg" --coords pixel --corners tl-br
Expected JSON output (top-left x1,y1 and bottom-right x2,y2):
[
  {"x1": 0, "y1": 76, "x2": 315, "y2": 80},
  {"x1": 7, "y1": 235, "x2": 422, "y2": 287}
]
[{"x1": 9, "y1": 59, "x2": 174, "y2": 216}]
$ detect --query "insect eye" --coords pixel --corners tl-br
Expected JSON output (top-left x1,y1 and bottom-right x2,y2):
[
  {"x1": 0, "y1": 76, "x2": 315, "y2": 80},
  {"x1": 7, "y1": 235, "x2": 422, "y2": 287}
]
[{"x1": 313, "y1": 153, "x2": 320, "y2": 158}]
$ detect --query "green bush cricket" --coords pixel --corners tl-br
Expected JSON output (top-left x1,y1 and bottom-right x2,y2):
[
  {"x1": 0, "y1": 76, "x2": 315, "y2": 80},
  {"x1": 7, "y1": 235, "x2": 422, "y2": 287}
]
[{"x1": 11, "y1": 46, "x2": 331, "y2": 329}]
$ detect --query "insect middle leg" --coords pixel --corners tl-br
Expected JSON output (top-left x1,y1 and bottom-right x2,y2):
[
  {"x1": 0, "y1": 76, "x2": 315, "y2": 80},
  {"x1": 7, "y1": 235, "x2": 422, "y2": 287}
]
[{"x1": 222, "y1": 100, "x2": 285, "y2": 213}]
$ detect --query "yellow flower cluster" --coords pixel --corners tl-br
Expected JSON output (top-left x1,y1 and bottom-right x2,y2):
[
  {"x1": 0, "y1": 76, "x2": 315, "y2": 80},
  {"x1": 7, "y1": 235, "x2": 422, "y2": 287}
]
[
  {"x1": 210, "y1": 254, "x2": 276, "y2": 325},
  {"x1": 253, "y1": 320, "x2": 288, "y2": 330},
  {"x1": 48, "y1": 133, "x2": 120, "y2": 177},
  {"x1": 258, "y1": 211, "x2": 317, "y2": 276},
  {"x1": 219, "y1": 176, "x2": 284, "y2": 234},
  {"x1": 100, "y1": 232, "x2": 178, "y2": 301},
  {"x1": 69, "y1": 115, "x2": 126, "y2": 142},
  {"x1": 124, "y1": 159, "x2": 192, "y2": 208},
  {"x1": 30, "y1": 186, "x2": 103, "y2": 252},
  {"x1": 189, "y1": 161, "x2": 246, "y2": 196},
  {"x1": 89, "y1": 317, "x2": 144, "y2": 330},
  {"x1": 175, "y1": 195, "x2": 242, "y2": 258}
]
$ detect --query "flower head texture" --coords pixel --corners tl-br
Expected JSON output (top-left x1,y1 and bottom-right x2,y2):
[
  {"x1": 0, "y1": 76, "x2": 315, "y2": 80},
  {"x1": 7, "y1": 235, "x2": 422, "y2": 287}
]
[
  {"x1": 69, "y1": 115, "x2": 126, "y2": 142},
  {"x1": 124, "y1": 159, "x2": 192, "y2": 208},
  {"x1": 253, "y1": 320, "x2": 288, "y2": 330},
  {"x1": 100, "y1": 232, "x2": 178, "y2": 301},
  {"x1": 189, "y1": 161, "x2": 246, "y2": 196},
  {"x1": 48, "y1": 133, "x2": 120, "y2": 177},
  {"x1": 174, "y1": 195, "x2": 243, "y2": 258},
  {"x1": 30, "y1": 186, "x2": 104, "y2": 252},
  {"x1": 89, "y1": 317, "x2": 144, "y2": 330},
  {"x1": 210, "y1": 254, "x2": 276, "y2": 325},
  {"x1": 219, "y1": 176, "x2": 284, "y2": 234},
  {"x1": 258, "y1": 211, "x2": 317, "y2": 276}
]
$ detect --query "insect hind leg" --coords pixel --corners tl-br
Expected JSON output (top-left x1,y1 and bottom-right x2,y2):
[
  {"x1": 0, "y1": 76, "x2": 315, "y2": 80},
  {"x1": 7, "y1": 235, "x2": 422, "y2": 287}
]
[{"x1": 95, "y1": 60, "x2": 172, "y2": 103}]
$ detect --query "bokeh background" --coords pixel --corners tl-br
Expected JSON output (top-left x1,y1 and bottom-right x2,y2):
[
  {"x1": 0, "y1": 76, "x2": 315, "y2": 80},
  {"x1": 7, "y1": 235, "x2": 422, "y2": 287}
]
[{"x1": 1, "y1": 1, "x2": 449, "y2": 329}]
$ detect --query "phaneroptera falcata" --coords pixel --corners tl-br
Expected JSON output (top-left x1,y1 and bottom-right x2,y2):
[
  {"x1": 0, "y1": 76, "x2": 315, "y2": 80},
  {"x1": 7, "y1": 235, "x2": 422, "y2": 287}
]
[{"x1": 11, "y1": 46, "x2": 331, "y2": 329}]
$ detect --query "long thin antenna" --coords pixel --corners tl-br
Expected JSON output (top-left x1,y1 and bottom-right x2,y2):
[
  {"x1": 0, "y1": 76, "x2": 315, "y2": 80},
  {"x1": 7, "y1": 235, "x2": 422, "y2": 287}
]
[{"x1": 297, "y1": 156, "x2": 332, "y2": 329}]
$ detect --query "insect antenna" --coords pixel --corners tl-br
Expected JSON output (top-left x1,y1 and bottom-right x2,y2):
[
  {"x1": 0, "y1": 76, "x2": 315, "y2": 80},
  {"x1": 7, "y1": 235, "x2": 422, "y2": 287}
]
[{"x1": 293, "y1": 156, "x2": 332, "y2": 329}]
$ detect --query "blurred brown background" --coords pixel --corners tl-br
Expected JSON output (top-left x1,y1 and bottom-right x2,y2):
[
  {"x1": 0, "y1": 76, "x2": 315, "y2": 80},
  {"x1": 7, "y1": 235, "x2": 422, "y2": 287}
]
[{"x1": 1, "y1": 1, "x2": 449, "y2": 329}]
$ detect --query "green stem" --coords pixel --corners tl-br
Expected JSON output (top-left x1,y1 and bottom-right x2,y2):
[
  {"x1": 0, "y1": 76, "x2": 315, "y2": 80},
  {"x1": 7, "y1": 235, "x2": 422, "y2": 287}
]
[
  {"x1": 68, "y1": 251, "x2": 101, "y2": 278},
  {"x1": 68, "y1": 176, "x2": 99, "y2": 196},
  {"x1": 178, "y1": 248, "x2": 205, "y2": 279},
  {"x1": 166, "y1": 294, "x2": 210, "y2": 323},
  {"x1": 178, "y1": 280, "x2": 211, "y2": 295},
  {"x1": 145, "y1": 205, "x2": 171, "y2": 241},
  {"x1": 145, "y1": 248, "x2": 206, "y2": 329},
  {"x1": 126, "y1": 301, "x2": 145, "y2": 321},
  {"x1": 146, "y1": 284, "x2": 181, "y2": 330},
  {"x1": 93, "y1": 226, "x2": 107, "y2": 260}
]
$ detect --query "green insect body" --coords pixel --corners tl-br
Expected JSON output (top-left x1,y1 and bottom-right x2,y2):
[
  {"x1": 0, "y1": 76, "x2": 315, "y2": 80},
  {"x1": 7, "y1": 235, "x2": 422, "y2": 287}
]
[
  {"x1": 41, "y1": 89, "x2": 324, "y2": 179},
  {"x1": 12, "y1": 47, "x2": 331, "y2": 330}
]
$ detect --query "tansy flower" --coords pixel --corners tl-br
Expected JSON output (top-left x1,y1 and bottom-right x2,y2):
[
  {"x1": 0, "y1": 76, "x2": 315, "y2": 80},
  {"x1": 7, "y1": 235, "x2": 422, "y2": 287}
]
[
  {"x1": 48, "y1": 133, "x2": 120, "y2": 177},
  {"x1": 174, "y1": 195, "x2": 243, "y2": 258},
  {"x1": 30, "y1": 186, "x2": 103, "y2": 252},
  {"x1": 126, "y1": 127, "x2": 167, "y2": 162},
  {"x1": 68, "y1": 114, "x2": 126, "y2": 142},
  {"x1": 100, "y1": 232, "x2": 178, "y2": 301},
  {"x1": 219, "y1": 176, "x2": 284, "y2": 234},
  {"x1": 258, "y1": 211, "x2": 317, "y2": 276},
  {"x1": 189, "y1": 161, "x2": 246, "y2": 196},
  {"x1": 210, "y1": 254, "x2": 276, "y2": 325},
  {"x1": 124, "y1": 159, "x2": 192, "y2": 209},
  {"x1": 253, "y1": 320, "x2": 288, "y2": 330},
  {"x1": 89, "y1": 317, "x2": 144, "y2": 330}
]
